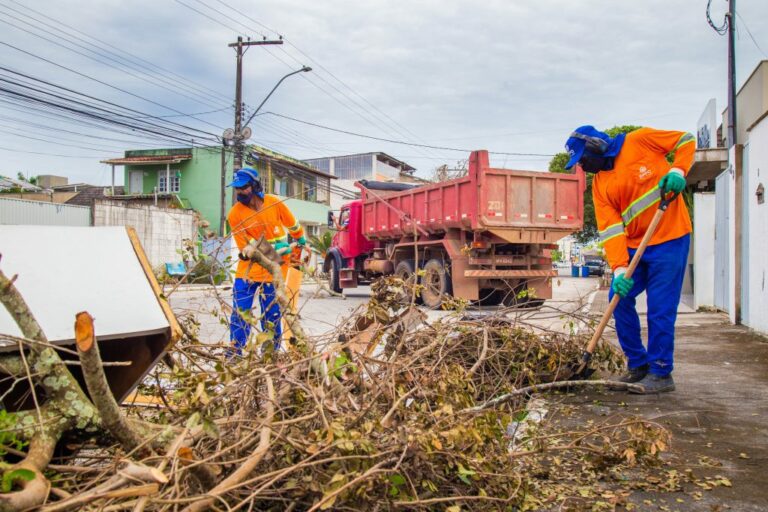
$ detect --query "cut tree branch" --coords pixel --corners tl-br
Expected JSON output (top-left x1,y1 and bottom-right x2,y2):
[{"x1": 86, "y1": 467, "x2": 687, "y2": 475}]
[{"x1": 75, "y1": 311, "x2": 148, "y2": 457}]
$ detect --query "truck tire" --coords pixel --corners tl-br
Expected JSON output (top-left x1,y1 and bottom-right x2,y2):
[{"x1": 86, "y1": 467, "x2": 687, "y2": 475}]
[
  {"x1": 394, "y1": 259, "x2": 421, "y2": 305},
  {"x1": 329, "y1": 256, "x2": 342, "y2": 294},
  {"x1": 420, "y1": 258, "x2": 451, "y2": 309}
]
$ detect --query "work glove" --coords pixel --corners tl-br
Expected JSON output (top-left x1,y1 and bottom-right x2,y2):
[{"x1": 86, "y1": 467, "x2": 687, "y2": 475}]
[
  {"x1": 658, "y1": 169, "x2": 686, "y2": 194},
  {"x1": 292, "y1": 235, "x2": 306, "y2": 247},
  {"x1": 611, "y1": 268, "x2": 634, "y2": 298},
  {"x1": 273, "y1": 240, "x2": 292, "y2": 255}
]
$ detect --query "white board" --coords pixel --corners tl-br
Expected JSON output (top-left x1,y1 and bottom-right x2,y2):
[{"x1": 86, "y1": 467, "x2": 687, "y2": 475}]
[{"x1": 0, "y1": 226, "x2": 169, "y2": 348}]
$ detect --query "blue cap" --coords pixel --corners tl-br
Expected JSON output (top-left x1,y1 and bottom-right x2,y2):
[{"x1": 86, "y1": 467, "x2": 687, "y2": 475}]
[
  {"x1": 227, "y1": 167, "x2": 259, "y2": 188},
  {"x1": 564, "y1": 125, "x2": 609, "y2": 169}
]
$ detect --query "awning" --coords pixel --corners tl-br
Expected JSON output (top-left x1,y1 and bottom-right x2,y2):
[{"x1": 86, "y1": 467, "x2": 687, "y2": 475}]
[
  {"x1": 100, "y1": 155, "x2": 192, "y2": 165},
  {"x1": 688, "y1": 148, "x2": 728, "y2": 183}
]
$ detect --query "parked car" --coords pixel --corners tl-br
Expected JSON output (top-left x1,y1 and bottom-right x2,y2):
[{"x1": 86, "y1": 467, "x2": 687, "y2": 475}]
[{"x1": 584, "y1": 260, "x2": 606, "y2": 276}]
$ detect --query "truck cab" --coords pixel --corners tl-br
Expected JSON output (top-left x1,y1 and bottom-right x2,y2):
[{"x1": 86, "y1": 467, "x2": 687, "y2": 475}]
[{"x1": 325, "y1": 200, "x2": 376, "y2": 292}]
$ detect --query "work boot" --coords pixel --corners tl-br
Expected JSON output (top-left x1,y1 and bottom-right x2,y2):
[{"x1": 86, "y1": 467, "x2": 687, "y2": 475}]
[
  {"x1": 629, "y1": 373, "x2": 675, "y2": 394},
  {"x1": 617, "y1": 363, "x2": 649, "y2": 383}
]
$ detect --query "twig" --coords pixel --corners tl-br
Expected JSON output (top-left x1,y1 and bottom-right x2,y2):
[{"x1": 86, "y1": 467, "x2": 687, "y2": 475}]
[
  {"x1": 181, "y1": 371, "x2": 275, "y2": 512},
  {"x1": 461, "y1": 380, "x2": 644, "y2": 414}
]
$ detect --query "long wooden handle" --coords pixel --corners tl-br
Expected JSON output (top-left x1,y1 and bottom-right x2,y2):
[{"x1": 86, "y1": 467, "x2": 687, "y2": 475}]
[{"x1": 583, "y1": 208, "x2": 666, "y2": 355}]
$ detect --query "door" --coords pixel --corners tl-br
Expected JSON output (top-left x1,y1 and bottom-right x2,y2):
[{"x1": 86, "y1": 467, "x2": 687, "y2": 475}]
[
  {"x1": 714, "y1": 169, "x2": 731, "y2": 312},
  {"x1": 129, "y1": 171, "x2": 143, "y2": 194}
]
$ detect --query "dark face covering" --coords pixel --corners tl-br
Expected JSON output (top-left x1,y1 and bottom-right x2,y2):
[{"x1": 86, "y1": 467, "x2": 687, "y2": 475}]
[
  {"x1": 236, "y1": 191, "x2": 253, "y2": 206},
  {"x1": 236, "y1": 184, "x2": 254, "y2": 206},
  {"x1": 579, "y1": 154, "x2": 616, "y2": 173}
]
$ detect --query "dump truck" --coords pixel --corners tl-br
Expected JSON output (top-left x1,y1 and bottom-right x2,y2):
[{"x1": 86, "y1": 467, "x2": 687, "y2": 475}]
[{"x1": 323, "y1": 150, "x2": 585, "y2": 308}]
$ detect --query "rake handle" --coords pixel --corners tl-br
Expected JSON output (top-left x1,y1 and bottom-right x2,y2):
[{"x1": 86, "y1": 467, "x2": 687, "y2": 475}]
[{"x1": 583, "y1": 189, "x2": 678, "y2": 356}]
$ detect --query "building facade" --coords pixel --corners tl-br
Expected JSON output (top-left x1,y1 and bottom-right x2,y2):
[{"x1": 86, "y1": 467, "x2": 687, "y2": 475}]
[
  {"x1": 303, "y1": 152, "x2": 423, "y2": 211},
  {"x1": 690, "y1": 60, "x2": 768, "y2": 335},
  {"x1": 104, "y1": 145, "x2": 334, "y2": 237}
]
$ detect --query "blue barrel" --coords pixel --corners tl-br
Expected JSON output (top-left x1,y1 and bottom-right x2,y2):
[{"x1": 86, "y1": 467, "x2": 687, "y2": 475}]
[
  {"x1": 571, "y1": 266, "x2": 579, "y2": 277},
  {"x1": 581, "y1": 266, "x2": 590, "y2": 277}
]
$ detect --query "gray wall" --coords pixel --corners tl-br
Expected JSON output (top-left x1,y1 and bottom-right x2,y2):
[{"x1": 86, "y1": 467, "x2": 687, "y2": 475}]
[
  {"x1": 93, "y1": 200, "x2": 198, "y2": 267},
  {"x1": 0, "y1": 197, "x2": 90, "y2": 226}
]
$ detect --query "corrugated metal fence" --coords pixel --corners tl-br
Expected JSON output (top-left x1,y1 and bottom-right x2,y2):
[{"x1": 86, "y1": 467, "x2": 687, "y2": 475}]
[{"x1": 0, "y1": 197, "x2": 91, "y2": 226}]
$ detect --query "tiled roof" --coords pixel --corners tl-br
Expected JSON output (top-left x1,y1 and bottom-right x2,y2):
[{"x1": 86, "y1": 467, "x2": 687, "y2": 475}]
[
  {"x1": 101, "y1": 155, "x2": 192, "y2": 165},
  {"x1": 64, "y1": 186, "x2": 126, "y2": 206}
]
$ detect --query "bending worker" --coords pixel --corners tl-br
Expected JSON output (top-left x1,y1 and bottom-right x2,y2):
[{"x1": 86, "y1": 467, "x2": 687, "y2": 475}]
[
  {"x1": 227, "y1": 167, "x2": 305, "y2": 355},
  {"x1": 564, "y1": 126, "x2": 694, "y2": 393}
]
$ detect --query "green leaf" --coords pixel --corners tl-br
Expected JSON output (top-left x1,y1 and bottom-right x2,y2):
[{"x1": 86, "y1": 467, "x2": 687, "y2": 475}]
[
  {"x1": 2, "y1": 469, "x2": 35, "y2": 493},
  {"x1": 185, "y1": 412, "x2": 201, "y2": 429}
]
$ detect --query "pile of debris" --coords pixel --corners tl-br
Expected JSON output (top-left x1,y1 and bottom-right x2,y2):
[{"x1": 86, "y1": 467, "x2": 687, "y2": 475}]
[{"x1": 2, "y1": 271, "x2": 679, "y2": 511}]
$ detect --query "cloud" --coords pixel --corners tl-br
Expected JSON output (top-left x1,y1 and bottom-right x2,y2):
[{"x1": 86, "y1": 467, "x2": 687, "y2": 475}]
[{"x1": 0, "y1": 0, "x2": 766, "y2": 183}]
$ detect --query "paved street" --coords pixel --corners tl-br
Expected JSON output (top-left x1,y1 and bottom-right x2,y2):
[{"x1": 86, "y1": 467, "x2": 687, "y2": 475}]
[
  {"x1": 168, "y1": 277, "x2": 768, "y2": 510},
  {"x1": 167, "y1": 276, "x2": 604, "y2": 345}
]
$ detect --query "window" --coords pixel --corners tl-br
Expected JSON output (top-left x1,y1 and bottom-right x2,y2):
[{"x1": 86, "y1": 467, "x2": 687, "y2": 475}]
[
  {"x1": 158, "y1": 171, "x2": 180, "y2": 193},
  {"x1": 333, "y1": 154, "x2": 373, "y2": 179}
]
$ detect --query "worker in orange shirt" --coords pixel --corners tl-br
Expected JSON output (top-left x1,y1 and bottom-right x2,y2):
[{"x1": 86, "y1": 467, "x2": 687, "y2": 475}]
[
  {"x1": 564, "y1": 126, "x2": 695, "y2": 393},
  {"x1": 227, "y1": 167, "x2": 305, "y2": 355}
]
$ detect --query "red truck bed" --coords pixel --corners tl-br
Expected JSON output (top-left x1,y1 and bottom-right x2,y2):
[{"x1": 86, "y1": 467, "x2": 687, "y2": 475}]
[{"x1": 359, "y1": 150, "x2": 585, "y2": 243}]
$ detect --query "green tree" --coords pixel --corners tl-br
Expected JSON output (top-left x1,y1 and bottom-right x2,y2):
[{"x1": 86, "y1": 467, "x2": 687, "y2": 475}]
[
  {"x1": 16, "y1": 172, "x2": 37, "y2": 185},
  {"x1": 308, "y1": 230, "x2": 334, "y2": 258},
  {"x1": 549, "y1": 125, "x2": 641, "y2": 244}
]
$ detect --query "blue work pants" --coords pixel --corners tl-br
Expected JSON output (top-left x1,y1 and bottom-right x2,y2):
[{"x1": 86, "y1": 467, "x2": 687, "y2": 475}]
[
  {"x1": 230, "y1": 278, "x2": 282, "y2": 354},
  {"x1": 609, "y1": 234, "x2": 690, "y2": 376}
]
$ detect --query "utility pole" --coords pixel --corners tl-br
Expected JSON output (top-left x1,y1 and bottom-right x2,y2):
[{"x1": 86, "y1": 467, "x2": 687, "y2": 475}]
[
  {"x1": 724, "y1": 0, "x2": 743, "y2": 324},
  {"x1": 228, "y1": 36, "x2": 283, "y2": 170},
  {"x1": 727, "y1": 0, "x2": 736, "y2": 148}
]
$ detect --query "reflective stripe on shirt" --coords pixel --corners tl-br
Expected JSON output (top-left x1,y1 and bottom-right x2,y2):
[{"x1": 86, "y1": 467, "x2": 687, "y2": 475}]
[
  {"x1": 621, "y1": 185, "x2": 660, "y2": 225},
  {"x1": 599, "y1": 222, "x2": 625, "y2": 243},
  {"x1": 675, "y1": 132, "x2": 695, "y2": 150}
]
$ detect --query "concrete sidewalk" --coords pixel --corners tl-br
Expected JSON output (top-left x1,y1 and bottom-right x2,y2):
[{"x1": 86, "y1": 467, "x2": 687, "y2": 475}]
[
  {"x1": 568, "y1": 311, "x2": 768, "y2": 510},
  {"x1": 591, "y1": 288, "x2": 697, "y2": 315}
]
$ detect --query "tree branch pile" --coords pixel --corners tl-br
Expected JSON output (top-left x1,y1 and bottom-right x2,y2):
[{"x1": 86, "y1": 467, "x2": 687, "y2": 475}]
[{"x1": 1, "y1": 260, "x2": 693, "y2": 511}]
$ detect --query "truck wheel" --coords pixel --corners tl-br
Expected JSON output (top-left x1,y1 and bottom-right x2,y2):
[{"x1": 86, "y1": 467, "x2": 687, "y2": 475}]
[
  {"x1": 394, "y1": 260, "x2": 421, "y2": 305},
  {"x1": 420, "y1": 258, "x2": 451, "y2": 309},
  {"x1": 329, "y1": 257, "x2": 342, "y2": 294}
]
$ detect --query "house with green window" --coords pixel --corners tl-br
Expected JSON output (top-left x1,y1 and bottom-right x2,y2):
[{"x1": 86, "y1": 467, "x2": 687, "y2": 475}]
[{"x1": 102, "y1": 145, "x2": 334, "y2": 236}]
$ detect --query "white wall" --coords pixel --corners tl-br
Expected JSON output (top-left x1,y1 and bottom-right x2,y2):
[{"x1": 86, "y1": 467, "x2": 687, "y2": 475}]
[
  {"x1": 693, "y1": 193, "x2": 716, "y2": 309},
  {"x1": 93, "y1": 200, "x2": 198, "y2": 267},
  {"x1": 744, "y1": 120, "x2": 768, "y2": 334},
  {"x1": 714, "y1": 165, "x2": 735, "y2": 318},
  {"x1": 329, "y1": 179, "x2": 360, "y2": 211}
]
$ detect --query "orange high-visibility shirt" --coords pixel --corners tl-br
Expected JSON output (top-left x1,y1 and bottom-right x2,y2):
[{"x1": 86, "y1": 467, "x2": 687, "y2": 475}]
[
  {"x1": 227, "y1": 194, "x2": 305, "y2": 282},
  {"x1": 592, "y1": 127, "x2": 695, "y2": 271}
]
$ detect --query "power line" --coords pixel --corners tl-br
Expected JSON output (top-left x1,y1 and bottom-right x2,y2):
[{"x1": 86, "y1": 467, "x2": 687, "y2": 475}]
[
  {"x1": 706, "y1": 0, "x2": 729, "y2": 35},
  {"x1": 260, "y1": 112, "x2": 555, "y2": 157},
  {"x1": 3, "y1": 0, "x2": 229, "y2": 104},
  {"x1": 0, "y1": 65, "x2": 221, "y2": 143},
  {"x1": 0, "y1": 144, "x2": 114, "y2": 158},
  {"x1": 0, "y1": 82, "x2": 213, "y2": 147},
  {"x1": 0, "y1": 5, "x2": 230, "y2": 111},
  {"x1": 0, "y1": 41, "x2": 225, "y2": 136},
  {"x1": 175, "y1": 0, "x2": 449, "y2": 163},
  {"x1": 207, "y1": 0, "x2": 446, "y2": 162},
  {"x1": 736, "y1": 12, "x2": 768, "y2": 58},
  {"x1": 0, "y1": 98, "x2": 191, "y2": 146}
]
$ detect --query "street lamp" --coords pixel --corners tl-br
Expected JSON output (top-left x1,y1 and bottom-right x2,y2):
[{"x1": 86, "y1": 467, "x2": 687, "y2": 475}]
[
  {"x1": 242, "y1": 66, "x2": 312, "y2": 130},
  {"x1": 219, "y1": 66, "x2": 313, "y2": 236}
]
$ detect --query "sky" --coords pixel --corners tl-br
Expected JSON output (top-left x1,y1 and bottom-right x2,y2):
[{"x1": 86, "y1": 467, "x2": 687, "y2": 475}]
[{"x1": 1, "y1": 0, "x2": 767, "y2": 186}]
